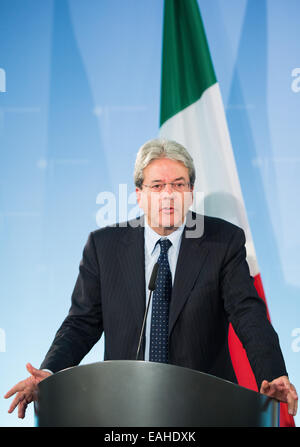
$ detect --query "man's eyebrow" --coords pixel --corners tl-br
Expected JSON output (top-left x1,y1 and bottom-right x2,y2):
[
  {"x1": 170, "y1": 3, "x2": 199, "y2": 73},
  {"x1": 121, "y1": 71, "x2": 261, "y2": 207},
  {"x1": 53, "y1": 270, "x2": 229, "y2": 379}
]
[{"x1": 150, "y1": 176, "x2": 186, "y2": 183}]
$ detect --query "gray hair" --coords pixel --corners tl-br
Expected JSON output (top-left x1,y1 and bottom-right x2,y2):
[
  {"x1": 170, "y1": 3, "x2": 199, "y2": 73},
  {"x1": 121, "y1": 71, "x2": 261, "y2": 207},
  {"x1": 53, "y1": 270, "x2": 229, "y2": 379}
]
[{"x1": 134, "y1": 138, "x2": 195, "y2": 188}]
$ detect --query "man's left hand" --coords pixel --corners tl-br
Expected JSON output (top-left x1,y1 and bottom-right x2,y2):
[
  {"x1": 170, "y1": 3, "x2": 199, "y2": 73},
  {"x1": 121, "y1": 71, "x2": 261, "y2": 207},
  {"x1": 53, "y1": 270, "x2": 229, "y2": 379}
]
[{"x1": 260, "y1": 375, "x2": 298, "y2": 416}]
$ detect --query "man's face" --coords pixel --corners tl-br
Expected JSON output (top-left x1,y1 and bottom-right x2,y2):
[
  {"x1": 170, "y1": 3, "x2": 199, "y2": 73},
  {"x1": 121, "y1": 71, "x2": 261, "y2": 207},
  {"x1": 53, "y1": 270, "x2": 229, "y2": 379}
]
[{"x1": 136, "y1": 158, "x2": 193, "y2": 235}]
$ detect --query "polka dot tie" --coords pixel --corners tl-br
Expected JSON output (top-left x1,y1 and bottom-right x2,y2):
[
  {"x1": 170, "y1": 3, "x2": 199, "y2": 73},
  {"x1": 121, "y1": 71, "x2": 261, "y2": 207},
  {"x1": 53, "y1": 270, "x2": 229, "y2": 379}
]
[{"x1": 149, "y1": 238, "x2": 172, "y2": 363}]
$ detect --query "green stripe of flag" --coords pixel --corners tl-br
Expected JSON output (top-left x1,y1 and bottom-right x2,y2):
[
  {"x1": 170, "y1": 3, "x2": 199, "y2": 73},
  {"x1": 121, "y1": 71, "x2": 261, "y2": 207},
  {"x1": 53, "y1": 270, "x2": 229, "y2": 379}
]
[{"x1": 160, "y1": 0, "x2": 217, "y2": 127}]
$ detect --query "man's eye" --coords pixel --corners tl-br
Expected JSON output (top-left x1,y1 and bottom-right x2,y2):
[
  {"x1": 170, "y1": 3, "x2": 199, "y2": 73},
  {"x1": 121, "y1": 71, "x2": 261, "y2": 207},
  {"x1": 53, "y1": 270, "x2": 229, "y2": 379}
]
[
  {"x1": 152, "y1": 184, "x2": 162, "y2": 190},
  {"x1": 174, "y1": 182, "x2": 184, "y2": 188}
]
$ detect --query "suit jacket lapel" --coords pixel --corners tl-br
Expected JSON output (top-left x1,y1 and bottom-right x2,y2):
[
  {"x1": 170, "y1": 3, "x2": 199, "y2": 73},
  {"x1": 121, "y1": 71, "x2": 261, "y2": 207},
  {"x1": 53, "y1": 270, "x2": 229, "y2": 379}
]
[
  {"x1": 169, "y1": 221, "x2": 209, "y2": 337},
  {"x1": 117, "y1": 218, "x2": 146, "y2": 332}
]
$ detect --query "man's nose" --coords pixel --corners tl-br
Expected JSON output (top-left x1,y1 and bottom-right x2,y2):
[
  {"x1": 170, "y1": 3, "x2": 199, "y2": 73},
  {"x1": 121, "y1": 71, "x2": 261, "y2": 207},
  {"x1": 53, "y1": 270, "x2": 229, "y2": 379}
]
[{"x1": 161, "y1": 184, "x2": 175, "y2": 196}]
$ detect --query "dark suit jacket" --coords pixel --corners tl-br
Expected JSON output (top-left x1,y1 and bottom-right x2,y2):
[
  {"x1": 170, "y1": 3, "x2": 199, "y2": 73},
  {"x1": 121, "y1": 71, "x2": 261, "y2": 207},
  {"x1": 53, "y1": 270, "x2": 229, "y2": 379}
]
[{"x1": 40, "y1": 213, "x2": 287, "y2": 388}]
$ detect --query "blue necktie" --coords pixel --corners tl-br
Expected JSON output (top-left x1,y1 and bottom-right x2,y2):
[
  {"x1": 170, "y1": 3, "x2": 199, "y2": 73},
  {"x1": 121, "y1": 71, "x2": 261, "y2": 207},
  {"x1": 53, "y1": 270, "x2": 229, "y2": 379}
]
[{"x1": 149, "y1": 238, "x2": 172, "y2": 363}]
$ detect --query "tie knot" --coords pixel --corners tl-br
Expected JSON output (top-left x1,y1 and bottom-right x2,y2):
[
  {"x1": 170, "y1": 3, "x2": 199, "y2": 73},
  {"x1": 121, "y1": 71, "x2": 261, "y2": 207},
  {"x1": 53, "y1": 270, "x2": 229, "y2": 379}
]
[{"x1": 159, "y1": 238, "x2": 172, "y2": 254}]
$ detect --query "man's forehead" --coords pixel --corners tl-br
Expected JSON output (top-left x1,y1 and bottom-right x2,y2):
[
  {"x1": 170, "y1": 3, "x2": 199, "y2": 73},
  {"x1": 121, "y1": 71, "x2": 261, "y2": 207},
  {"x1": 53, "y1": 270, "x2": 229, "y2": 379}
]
[{"x1": 144, "y1": 158, "x2": 189, "y2": 177}]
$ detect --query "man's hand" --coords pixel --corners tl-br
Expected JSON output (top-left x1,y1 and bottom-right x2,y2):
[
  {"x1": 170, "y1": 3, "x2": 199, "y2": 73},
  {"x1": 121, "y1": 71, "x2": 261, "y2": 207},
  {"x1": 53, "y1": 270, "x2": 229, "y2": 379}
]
[
  {"x1": 260, "y1": 375, "x2": 298, "y2": 416},
  {"x1": 4, "y1": 363, "x2": 51, "y2": 419}
]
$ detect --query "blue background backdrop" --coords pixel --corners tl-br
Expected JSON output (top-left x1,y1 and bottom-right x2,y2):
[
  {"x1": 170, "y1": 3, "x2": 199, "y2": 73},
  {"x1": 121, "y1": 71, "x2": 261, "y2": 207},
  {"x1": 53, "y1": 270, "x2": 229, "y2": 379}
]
[{"x1": 1, "y1": 0, "x2": 299, "y2": 426}]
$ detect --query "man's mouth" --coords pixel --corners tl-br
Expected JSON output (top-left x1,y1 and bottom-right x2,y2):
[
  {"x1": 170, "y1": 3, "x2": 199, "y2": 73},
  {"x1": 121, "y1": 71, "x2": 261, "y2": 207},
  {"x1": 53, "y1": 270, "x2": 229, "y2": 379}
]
[{"x1": 161, "y1": 206, "x2": 175, "y2": 213}]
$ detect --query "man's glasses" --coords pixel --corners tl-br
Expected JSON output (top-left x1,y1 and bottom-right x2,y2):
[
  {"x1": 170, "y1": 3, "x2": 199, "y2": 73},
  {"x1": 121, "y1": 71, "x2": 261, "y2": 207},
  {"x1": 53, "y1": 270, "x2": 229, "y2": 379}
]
[{"x1": 142, "y1": 181, "x2": 191, "y2": 193}]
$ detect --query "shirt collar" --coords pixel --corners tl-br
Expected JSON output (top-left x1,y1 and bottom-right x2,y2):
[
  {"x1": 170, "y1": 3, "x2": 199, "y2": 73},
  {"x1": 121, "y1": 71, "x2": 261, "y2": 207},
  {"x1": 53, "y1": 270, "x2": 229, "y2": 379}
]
[{"x1": 144, "y1": 216, "x2": 186, "y2": 256}]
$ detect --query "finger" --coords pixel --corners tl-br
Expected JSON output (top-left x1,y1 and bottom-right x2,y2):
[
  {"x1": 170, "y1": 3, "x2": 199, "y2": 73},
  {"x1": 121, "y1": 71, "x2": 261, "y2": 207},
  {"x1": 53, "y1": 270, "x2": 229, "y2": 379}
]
[
  {"x1": 260, "y1": 380, "x2": 270, "y2": 394},
  {"x1": 18, "y1": 399, "x2": 28, "y2": 419},
  {"x1": 26, "y1": 363, "x2": 42, "y2": 378},
  {"x1": 4, "y1": 380, "x2": 28, "y2": 399},
  {"x1": 26, "y1": 363, "x2": 38, "y2": 374},
  {"x1": 26, "y1": 363, "x2": 49, "y2": 381},
  {"x1": 267, "y1": 382, "x2": 278, "y2": 398},
  {"x1": 264, "y1": 377, "x2": 288, "y2": 396},
  {"x1": 8, "y1": 392, "x2": 26, "y2": 414},
  {"x1": 294, "y1": 385, "x2": 299, "y2": 415},
  {"x1": 287, "y1": 391, "x2": 296, "y2": 416},
  {"x1": 287, "y1": 385, "x2": 298, "y2": 416},
  {"x1": 261, "y1": 381, "x2": 278, "y2": 399},
  {"x1": 280, "y1": 379, "x2": 291, "y2": 393}
]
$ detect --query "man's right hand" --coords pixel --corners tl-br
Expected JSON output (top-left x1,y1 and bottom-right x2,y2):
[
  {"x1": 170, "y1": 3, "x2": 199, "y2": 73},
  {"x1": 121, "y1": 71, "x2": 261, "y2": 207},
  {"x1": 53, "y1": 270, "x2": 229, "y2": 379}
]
[{"x1": 4, "y1": 363, "x2": 51, "y2": 419}]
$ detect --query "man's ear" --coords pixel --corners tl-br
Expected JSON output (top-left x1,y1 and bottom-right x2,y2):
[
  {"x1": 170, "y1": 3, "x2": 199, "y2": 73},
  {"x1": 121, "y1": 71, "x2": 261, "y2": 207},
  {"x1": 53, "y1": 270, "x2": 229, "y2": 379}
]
[{"x1": 136, "y1": 187, "x2": 142, "y2": 207}]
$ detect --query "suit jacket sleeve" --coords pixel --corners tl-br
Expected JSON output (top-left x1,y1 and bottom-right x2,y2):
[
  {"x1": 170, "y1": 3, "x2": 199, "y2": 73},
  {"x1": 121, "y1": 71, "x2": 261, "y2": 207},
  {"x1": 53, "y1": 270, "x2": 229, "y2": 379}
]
[
  {"x1": 40, "y1": 232, "x2": 103, "y2": 373},
  {"x1": 220, "y1": 226, "x2": 288, "y2": 389}
]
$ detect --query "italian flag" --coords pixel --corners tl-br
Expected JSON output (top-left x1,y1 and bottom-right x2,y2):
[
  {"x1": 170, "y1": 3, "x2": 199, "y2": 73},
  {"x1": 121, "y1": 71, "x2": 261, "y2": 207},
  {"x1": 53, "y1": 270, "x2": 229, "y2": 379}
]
[{"x1": 159, "y1": 0, "x2": 294, "y2": 427}]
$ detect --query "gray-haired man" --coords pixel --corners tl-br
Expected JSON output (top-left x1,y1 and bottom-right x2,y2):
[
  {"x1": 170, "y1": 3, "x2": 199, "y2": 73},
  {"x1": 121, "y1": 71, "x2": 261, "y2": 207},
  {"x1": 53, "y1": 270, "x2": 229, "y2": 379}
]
[{"x1": 5, "y1": 139, "x2": 298, "y2": 418}]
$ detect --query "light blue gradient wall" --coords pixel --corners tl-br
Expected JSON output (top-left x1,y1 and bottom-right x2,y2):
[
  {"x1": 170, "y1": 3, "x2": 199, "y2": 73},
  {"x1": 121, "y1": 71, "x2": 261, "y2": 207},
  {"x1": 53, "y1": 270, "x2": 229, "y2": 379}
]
[{"x1": 0, "y1": 0, "x2": 299, "y2": 426}]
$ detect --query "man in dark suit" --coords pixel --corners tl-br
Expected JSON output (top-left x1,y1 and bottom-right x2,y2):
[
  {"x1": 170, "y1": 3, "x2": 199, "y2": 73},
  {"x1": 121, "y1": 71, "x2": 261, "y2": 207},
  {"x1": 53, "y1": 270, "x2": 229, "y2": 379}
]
[{"x1": 5, "y1": 138, "x2": 298, "y2": 418}]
